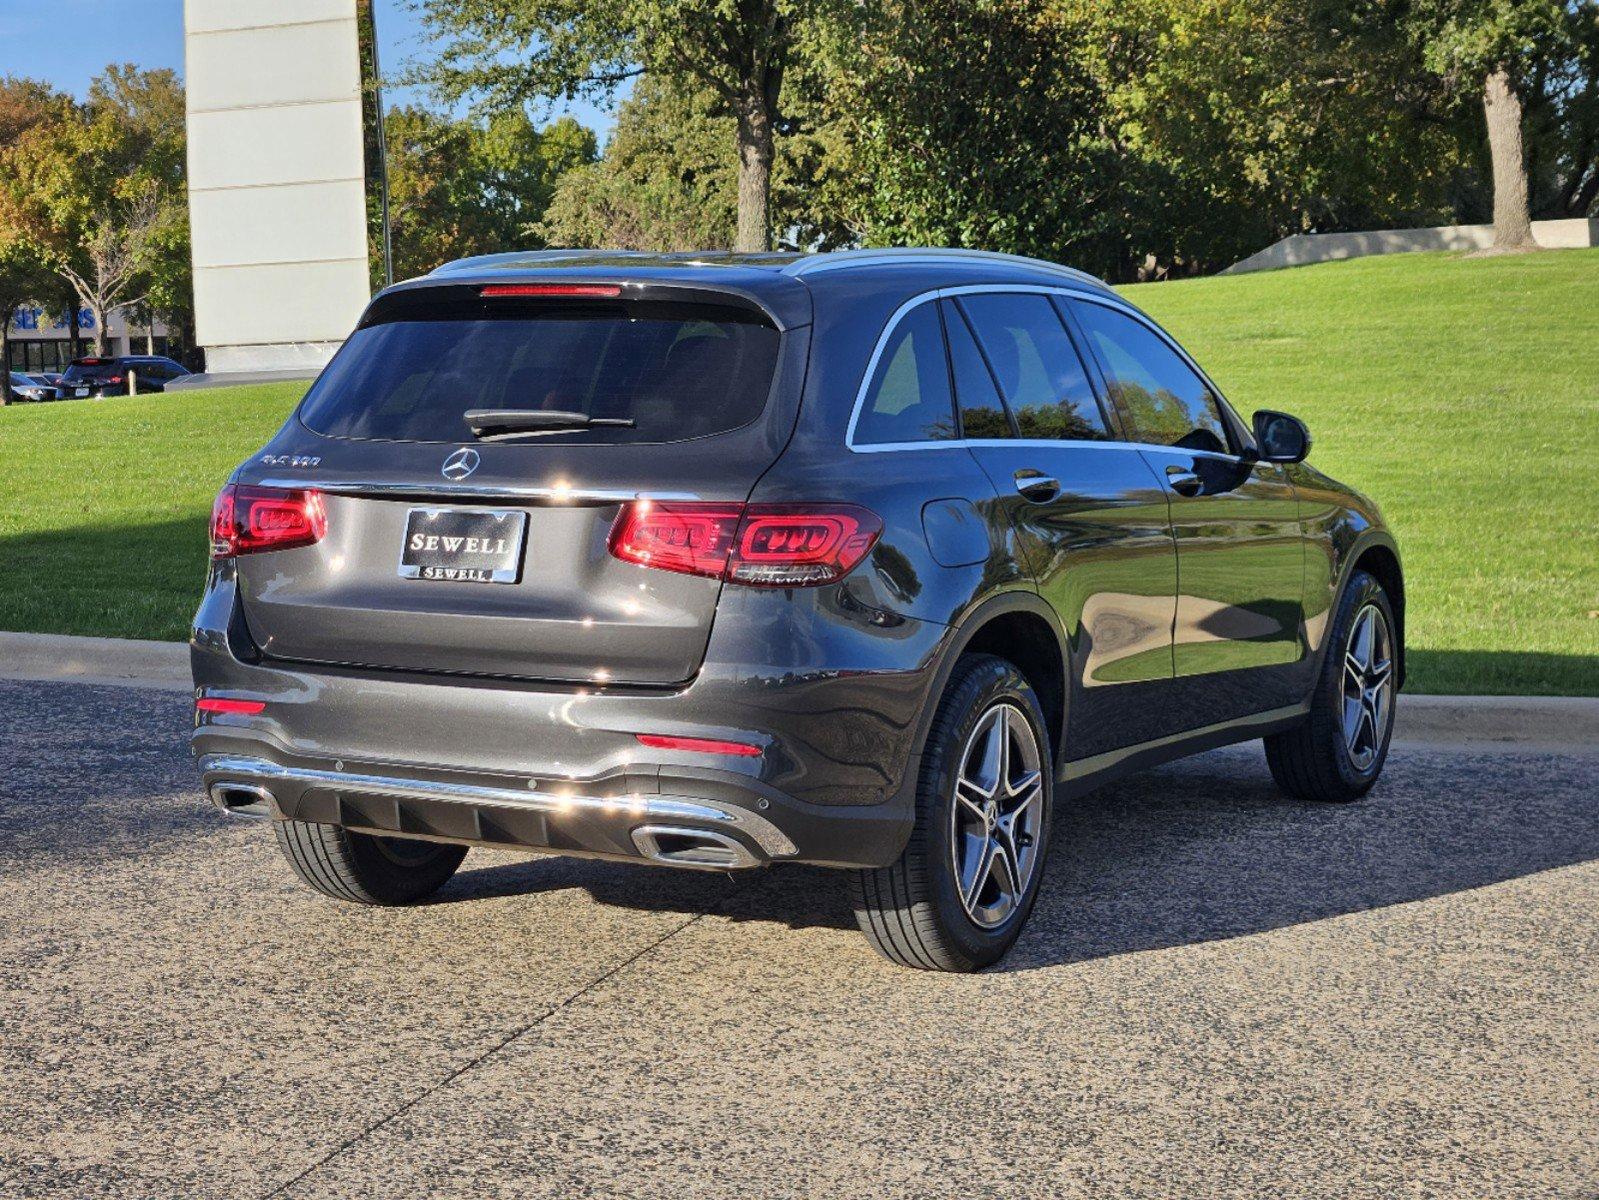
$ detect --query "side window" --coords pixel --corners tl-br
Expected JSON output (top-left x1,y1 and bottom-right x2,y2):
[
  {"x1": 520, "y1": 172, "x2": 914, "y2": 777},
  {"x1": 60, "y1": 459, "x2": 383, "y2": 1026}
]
[
  {"x1": 852, "y1": 302, "x2": 958, "y2": 445},
  {"x1": 1071, "y1": 301, "x2": 1231, "y2": 453},
  {"x1": 941, "y1": 300, "x2": 1013, "y2": 439},
  {"x1": 957, "y1": 293, "x2": 1111, "y2": 441}
]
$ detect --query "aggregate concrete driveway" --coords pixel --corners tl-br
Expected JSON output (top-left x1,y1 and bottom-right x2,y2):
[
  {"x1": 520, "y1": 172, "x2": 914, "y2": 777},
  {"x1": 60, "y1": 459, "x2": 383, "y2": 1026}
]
[{"x1": 1, "y1": 677, "x2": 1594, "y2": 1199}]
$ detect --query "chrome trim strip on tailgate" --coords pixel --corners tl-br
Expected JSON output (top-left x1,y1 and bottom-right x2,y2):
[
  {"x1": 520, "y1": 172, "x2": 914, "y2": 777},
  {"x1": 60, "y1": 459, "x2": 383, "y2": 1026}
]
[
  {"x1": 197, "y1": 753, "x2": 798, "y2": 857},
  {"x1": 256, "y1": 479, "x2": 703, "y2": 503}
]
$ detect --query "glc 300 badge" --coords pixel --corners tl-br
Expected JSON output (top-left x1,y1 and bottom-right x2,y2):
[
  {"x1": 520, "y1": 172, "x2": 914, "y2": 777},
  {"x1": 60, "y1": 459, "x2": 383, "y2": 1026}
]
[{"x1": 260, "y1": 454, "x2": 321, "y2": 467}]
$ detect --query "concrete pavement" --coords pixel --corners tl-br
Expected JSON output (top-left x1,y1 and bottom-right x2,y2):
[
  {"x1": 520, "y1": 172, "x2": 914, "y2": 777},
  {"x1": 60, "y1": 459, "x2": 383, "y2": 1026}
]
[{"x1": 1, "y1": 676, "x2": 1595, "y2": 1198}]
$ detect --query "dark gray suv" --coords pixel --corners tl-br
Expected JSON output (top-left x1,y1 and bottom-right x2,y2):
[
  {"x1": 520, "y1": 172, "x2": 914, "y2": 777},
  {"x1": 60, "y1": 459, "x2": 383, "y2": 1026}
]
[{"x1": 192, "y1": 248, "x2": 1403, "y2": 971}]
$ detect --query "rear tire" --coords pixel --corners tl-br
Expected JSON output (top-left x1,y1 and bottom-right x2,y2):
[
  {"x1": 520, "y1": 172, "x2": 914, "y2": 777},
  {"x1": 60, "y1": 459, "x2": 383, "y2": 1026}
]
[
  {"x1": 1265, "y1": 568, "x2": 1398, "y2": 802},
  {"x1": 273, "y1": 820, "x2": 467, "y2": 905},
  {"x1": 850, "y1": 654, "x2": 1054, "y2": 972}
]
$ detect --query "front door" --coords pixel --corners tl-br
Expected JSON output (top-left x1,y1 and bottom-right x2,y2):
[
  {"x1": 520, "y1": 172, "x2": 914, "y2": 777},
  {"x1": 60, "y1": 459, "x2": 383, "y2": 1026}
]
[
  {"x1": 1069, "y1": 298, "x2": 1307, "y2": 722},
  {"x1": 943, "y1": 293, "x2": 1179, "y2": 759}
]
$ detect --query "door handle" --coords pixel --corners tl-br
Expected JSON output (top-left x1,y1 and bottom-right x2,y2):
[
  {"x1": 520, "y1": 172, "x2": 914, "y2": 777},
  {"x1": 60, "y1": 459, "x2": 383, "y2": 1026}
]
[
  {"x1": 1014, "y1": 470, "x2": 1061, "y2": 502},
  {"x1": 1165, "y1": 465, "x2": 1203, "y2": 497}
]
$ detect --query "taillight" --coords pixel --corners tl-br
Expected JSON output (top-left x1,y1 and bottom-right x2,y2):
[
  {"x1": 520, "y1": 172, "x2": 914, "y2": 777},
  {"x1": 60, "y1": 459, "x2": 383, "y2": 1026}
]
[
  {"x1": 105, "y1": 375, "x2": 124, "y2": 385},
  {"x1": 607, "y1": 503, "x2": 743, "y2": 578},
  {"x1": 609, "y1": 502, "x2": 881, "y2": 587},
  {"x1": 210, "y1": 484, "x2": 327, "y2": 558},
  {"x1": 480, "y1": 284, "x2": 621, "y2": 298}
]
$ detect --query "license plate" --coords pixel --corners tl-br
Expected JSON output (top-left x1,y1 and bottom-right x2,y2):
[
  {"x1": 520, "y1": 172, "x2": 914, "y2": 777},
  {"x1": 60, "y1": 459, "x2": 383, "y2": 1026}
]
[
  {"x1": 398, "y1": 507, "x2": 527, "y2": 584},
  {"x1": 74, "y1": 388, "x2": 88, "y2": 397}
]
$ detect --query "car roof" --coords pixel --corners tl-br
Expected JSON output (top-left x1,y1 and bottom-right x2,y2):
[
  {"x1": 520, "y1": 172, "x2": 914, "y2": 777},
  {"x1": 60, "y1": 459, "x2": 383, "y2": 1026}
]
[
  {"x1": 71, "y1": 355, "x2": 175, "y2": 364},
  {"x1": 430, "y1": 247, "x2": 1111, "y2": 289},
  {"x1": 398, "y1": 247, "x2": 1118, "y2": 332}
]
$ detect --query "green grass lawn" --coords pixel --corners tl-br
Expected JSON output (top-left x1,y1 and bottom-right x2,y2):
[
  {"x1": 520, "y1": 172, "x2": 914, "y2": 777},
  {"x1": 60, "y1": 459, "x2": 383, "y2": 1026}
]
[{"x1": 1, "y1": 248, "x2": 1595, "y2": 693}]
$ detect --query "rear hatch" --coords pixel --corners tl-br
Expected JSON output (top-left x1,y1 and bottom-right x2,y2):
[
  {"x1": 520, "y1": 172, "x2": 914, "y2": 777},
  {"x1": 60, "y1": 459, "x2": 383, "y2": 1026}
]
[
  {"x1": 233, "y1": 278, "x2": 809, "y2": 685},
  {"x1": 61, "y1": 359, "x2": 127, "y2": 394}
]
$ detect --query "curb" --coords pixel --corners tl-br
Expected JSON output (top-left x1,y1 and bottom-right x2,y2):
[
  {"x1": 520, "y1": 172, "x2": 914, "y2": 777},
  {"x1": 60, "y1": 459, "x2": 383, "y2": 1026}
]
[
  {"x1": 1, "y1": 631, "x2": 1594, "y2": 748},
  {"x1": 1391, "y1": 693, "x2": 1598, "y2": 751},
  {"x1": 0, "y1": 631, "x2": 191, "y2": 693}
]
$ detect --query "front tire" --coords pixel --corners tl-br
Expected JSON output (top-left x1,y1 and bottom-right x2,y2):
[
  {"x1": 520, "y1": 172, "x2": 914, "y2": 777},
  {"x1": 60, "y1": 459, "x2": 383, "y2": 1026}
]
[
  {"x1": 1265, "y1": 568, "x2": 1399, "y2": 802},
  {"x1": 273, "y1": 820, "x2": 467, "y2": 905},
  {"x1": 850, "y1": 654, "x2": 1054, "y2": 971}
]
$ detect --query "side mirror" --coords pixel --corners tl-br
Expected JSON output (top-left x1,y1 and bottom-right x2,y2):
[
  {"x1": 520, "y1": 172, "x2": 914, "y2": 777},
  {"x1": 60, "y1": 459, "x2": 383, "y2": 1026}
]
[{"x1": 1252, "y1": 409, "x2": 1311, "y2": 463}]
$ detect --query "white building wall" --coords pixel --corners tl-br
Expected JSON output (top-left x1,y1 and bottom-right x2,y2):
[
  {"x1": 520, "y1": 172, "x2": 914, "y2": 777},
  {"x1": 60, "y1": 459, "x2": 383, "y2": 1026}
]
[{"x1": 184, "y1": 0, "x2": 371, "y2": 374}]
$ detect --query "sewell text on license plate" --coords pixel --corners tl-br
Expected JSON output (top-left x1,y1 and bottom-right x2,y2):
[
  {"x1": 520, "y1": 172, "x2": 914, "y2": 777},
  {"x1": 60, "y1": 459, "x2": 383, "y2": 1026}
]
[{"x1": 398, "y1": 507, "x2": 527, "y2": 584}]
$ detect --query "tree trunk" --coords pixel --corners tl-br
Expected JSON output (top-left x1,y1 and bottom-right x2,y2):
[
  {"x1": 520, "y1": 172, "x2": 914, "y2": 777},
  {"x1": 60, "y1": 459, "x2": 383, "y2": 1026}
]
[
  {"x1": 91, "y1": 301, "x2": 109, "y2": 356},
  {"x1": 1483, "y1": 67, "x2": 1536, "y2": 250},
  {"x1": 734, "y1": 98, "x2": 774, "y2": 253},
  {"x1": 0, "y1": 329, "x2": 10, "y2": 405}
]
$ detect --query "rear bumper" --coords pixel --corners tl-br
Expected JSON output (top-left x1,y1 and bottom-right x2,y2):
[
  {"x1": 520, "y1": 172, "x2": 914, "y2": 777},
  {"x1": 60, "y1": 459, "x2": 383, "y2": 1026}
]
[
  {"x1": 200, "y1": 752, "x2": 797, "y2": 870},
  {"x1": 191, "y1": 578, "x2": 954, "y2": 870}
]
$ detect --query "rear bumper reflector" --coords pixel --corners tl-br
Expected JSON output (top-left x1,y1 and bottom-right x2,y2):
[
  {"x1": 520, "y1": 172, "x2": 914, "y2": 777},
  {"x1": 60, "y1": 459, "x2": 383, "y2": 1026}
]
[
  {"x1": 196, "y1": 697, "x2": 267, "y2": 715},
  {"x1": 634, "y1": 733, "x2": 762, "y2": 757}
]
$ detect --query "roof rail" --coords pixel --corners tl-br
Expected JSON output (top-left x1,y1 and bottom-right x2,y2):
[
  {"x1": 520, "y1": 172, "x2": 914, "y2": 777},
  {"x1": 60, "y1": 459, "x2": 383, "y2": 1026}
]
[{"x1": 782, "y1": 247, "x2": 1114, "y2": 293}]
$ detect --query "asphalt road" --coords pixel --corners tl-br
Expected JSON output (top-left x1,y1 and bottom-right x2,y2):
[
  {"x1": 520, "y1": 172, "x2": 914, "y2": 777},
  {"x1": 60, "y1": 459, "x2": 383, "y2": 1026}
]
[{"x1": 2, "y1": 677, "x2": 1594, "y2": 1199}]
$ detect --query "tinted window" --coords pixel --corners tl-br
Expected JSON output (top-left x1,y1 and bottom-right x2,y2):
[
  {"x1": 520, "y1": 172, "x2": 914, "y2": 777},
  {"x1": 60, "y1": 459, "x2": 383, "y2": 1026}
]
[
  {"x1": 63, "y1": 361, "x2": 124, "y2": 383},
  {"x1": 852, "y1": 303, "x2": 957, "y2": 445},
  {"x1": 958, "y1": 294, "x2": 1110, "y2": 441},
  {"x1": 941, "y1": 300, "x2": 1013, "y2": 440},
  {"x1": 299, "y1": 302, "x2": 781, "y2": 444},
  {"x1": 1072, "y1": 302, "x2": 1230, "y2": 453}
]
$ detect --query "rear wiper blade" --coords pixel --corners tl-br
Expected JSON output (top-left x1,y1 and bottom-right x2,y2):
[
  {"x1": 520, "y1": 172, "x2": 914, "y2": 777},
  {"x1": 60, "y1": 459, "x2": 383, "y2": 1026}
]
[{"x1": 463, "y1": 409, "x2": 636, "y2": 439}]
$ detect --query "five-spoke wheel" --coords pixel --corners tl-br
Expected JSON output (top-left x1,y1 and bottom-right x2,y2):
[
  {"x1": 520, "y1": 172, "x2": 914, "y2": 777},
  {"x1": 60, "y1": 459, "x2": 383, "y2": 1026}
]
[
  {"x1": 951, "y1": 703, "x2": 1045, "y2": 929},
  {"x1": 1341, "y1": 603, "x2": 1394, "y2": 772},
  {"x1": 851, "y1": 654, "x2": 1054, "y2": 971},
  {"x1": 1266, "y1": 568, "x2": 1400, "y2": 802}
]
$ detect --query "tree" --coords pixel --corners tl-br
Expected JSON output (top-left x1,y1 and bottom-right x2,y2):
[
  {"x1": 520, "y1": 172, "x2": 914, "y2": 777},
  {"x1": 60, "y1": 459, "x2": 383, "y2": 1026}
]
[
  {"x1": 415, "y1": 0, "x2": 842, "y2": 252},
  {"x1": 371, "y1": 105, "x2": 596, "y2": 283},
  {"x1": 0, "y1": 76, "x2": 67, "y2": 401},
  {"x1": 539, "y1": 79, "x2": 741, "y2": 249},
  {"x1": 823, "y1": 1, "x2": 1114, "y2": 265},
  {"x1": 0, "y1": 234, "x2": 54, "y2": 403},
  {"x1": 822, "y1": 0, "x2": 1483, "y2": 278},
  {"x1": 1081, "y1": 0, "x2": 1469, "y2": 273},
  {"x1": 0, "y1": 66, "x2": 187, "y2": 355},
  {"x1": 1519, "y1": 0, "x2": 1599, "y2": 218},
  {"x1": 1407, "y1": 0, "x2": 1580, "y2": 249}
]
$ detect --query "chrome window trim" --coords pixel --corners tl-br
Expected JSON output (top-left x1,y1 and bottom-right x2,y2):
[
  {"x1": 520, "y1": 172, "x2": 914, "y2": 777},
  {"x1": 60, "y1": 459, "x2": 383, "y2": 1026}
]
[{"x1": 846, "y1": 283, "x2": 1136, "y2": 455}]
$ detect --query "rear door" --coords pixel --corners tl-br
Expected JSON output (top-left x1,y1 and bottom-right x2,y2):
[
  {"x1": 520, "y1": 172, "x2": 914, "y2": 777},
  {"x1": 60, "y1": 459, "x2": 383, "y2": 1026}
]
[
  {"x1": 234, "y1": 287, "x2": 802, "y2": 686},
  {"x1": 948, "y1": 290, "x2": 1180, "y2": 759},
  {"x1": 1069, "y1": 298, "x2": 1306, "y2": 716}
]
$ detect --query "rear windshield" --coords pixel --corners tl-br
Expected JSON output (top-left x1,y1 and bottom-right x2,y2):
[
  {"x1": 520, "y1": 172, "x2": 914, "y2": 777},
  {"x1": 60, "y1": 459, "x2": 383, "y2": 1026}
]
[
  {"x1": 63, "y1": 361, "x2": 124, "y2": 382},
  {"x1": 298, "y1": 299, "x2": 782, "y2": 444}
]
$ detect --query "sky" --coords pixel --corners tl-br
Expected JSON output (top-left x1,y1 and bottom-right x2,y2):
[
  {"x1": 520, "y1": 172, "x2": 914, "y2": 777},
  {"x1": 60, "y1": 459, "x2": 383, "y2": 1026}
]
[{"x1": 0, "y1": 0, "x2": 620, "y2": 135}]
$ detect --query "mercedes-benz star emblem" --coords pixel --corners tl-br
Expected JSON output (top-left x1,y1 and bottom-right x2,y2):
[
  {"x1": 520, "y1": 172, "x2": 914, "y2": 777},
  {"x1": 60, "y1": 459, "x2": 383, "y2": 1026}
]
[{"x1": 441, "y1": 447, "x2": 480, "y2": 481}]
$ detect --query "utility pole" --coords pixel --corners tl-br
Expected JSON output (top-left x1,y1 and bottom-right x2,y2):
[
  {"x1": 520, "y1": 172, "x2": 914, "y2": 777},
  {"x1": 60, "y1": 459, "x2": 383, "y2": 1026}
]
[{"x1": 367, "y1": 0, "x2": 395, "y2": 288}]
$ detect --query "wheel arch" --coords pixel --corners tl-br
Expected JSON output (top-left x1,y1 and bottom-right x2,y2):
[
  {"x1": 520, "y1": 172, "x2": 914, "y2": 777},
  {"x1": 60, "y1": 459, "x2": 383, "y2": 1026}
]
[
  {"x1": 929, "y1": 591, "x2": 1069, "y2": 764},
  {"x1": 1342, "y1": 534, "x2": 1406, "y2": 688}
]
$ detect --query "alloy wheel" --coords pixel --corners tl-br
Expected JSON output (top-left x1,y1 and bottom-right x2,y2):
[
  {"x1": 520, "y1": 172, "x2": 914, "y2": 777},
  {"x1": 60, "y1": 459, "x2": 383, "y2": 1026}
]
[
  {"x1": 1341, "y1": 603, "x2": 1394, "y2": 771},
  {"x1": 950, "y1": 702, "x2": 1044, "y2": 929}
]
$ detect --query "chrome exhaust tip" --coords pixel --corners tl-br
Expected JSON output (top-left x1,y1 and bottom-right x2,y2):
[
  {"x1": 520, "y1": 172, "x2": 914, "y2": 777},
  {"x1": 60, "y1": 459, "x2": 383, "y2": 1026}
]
[
  {"x1": 631, "y1": 825, "x2": 762, "y2": 870},
  {"x1": 208, "y1": 782, "x2": 277, "y2": 820}
]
